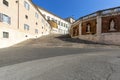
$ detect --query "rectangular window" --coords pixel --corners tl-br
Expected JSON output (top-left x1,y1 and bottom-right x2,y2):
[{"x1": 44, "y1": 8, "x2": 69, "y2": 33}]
[
  {"x1": 47, "y1": 16, "x2": 50, "y2": 20},
  {"x1": 24, "y1": 24, "x2": 30, "y2": 31},
  {"x1": 3, "y1": 32, "x2": 9, "y2": 38},
  {"x1": 66, "y1": 24, "x2": 68, "y2": 28},
  {"x1": 35, "y1": 29, "x2": 38, "y2": 34},
  {"x1": 3, "y1": 0, "x2": 9, "y2": 6},
  {"x1": 61, "y1": 22, "x2": 63, "y2": 26},
  {"x1": 35, "y1": 12, "x2": 39, "y2": 19},
  {"x1": 52, "y1": 18, "x2": 54, "y2": 21},
  {"x1": 0, "y1": 13, "x2": 11, "y2": 24},
  {"x1": 58, "y1": 21, "x2": 60, "y2": 25},
  {"x1": 64, "y1": 23, "x2": 66, "y2": 27},
  {"x1": 24, "y1": 1, "x2": 30, "y2": 10},
  {"x1": 3, "y1": 14, "x2": 11, "y2": 24},
  {"x1": 55, "y1": 20, "x2": 57, "y2": 22}
]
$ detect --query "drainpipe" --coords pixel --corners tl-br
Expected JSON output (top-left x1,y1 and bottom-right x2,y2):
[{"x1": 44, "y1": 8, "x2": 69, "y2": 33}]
[
  {"x1": 18, "y1": 0, "x2": 19, "y2": 29},
  {"x1": 16, "y1": 0, "x2": 19, "y2": 29}
]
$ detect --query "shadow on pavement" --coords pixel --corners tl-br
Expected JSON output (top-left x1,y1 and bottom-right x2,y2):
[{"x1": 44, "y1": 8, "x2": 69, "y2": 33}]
[{"x1": 55, "y1": 34, "x2": 113, "y2": 46}]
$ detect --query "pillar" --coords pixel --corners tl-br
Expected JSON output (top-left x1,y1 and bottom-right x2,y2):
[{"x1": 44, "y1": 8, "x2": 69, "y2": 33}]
[
  {"x1": 79, "y1": 22, "x2": 82, "y2": 36},
  {"x1": 96, "y1": 13, "x2": 102, "y2": 35}
]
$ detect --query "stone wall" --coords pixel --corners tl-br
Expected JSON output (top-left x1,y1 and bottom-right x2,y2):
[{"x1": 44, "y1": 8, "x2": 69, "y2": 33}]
[
  {"x1": 71, "y1": 7, "x2": 120, "y2": 45},
  {"x1": 100, "y1": 33, "x2": 120, "y2": 45},
  {"x1": 102, "y1": 15, "x2": 120, "y2": 33},
  {"x1": 72, "y1": 25, "x2": 79, "y2": 37},
  {"x1": 81, "y1": 19, "x2": 97, "y2": 35},
  {"x1": 79, "y1": 33, "x2": 120, "y2": 45}
]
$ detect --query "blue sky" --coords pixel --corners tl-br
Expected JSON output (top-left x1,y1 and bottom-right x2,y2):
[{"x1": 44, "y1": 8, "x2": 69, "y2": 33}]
[{"x1": 32, "y1": 0, "x2": 120, "y2": 20}]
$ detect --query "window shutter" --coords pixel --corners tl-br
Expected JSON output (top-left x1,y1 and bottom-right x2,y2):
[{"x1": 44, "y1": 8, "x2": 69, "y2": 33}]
[{"x1": 0, "y1": 13, "x2": 3, "y2": 22}]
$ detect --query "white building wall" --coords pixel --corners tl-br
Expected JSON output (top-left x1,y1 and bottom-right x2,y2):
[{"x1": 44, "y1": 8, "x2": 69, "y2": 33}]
[
  {"x1": 0, "y1": 0, "x2": 51, "y2": 48},
  {"x1": 38, "y1": 8, "x2": 71, "y2": 34}
]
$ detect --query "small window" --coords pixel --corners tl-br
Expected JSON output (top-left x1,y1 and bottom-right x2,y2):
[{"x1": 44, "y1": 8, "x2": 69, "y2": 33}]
[
  {"x1": 24, "y1": 24, "x2": 30, "y2": 31},
  {"x1": 52, "y1": 18, "x2": 54, "y2": 21},
  {"x1": 3, "y1": 0, "x2": 9, "y2": 6},
  {"x1": 3, "y1": 14, "x2": 11, "y2": 24},
  {"x1": 0, "y1": 13, "x2": 11, "y2": 24},
  {"x1": 35, "y1": 13, "x2": 39, "y2": 19},
  {"x1": 58, "y1": 21, "x2": 60, "y2": 25},
  {"x1": 24, "y1": 1, "x2": 30, "y2": 10},
  {"x1": 66, "y1": 24, "x2": 68, "y2": 28},
  {"x1": 64, "y1": 23, "x2": 66, "y2": 27},
  {"x1": 55, "y1": 20, "x2": 57, "y2": 22},
  {"x1": 3, "y1": 32, "x2": 9, "y2": 38},
  {"x1": 61, "y1": 22, "x2": 63, "y2": 26},
  {"x1": 47, "y1": 16, "x2": 50, "y2": 20},
  {"x1": 35, "y1": 29, "x2": 38, "y2": 34}
]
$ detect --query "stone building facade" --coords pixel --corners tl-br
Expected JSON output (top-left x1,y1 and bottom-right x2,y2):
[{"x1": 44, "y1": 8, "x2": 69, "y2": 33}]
[{"x1": 70, "y1": 6, "x2": 120, "y2": 45}]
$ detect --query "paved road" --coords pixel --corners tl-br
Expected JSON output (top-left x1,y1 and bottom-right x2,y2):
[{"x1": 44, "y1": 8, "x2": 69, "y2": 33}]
[
  {"x1": 0, "y1": 47, "x2": 120, "y2": 80},
  {"x1": 0, "y1": 47, "x2": 110, "y2": 67},
  {"x1": 0, "y1": 34, "x2": 120, "y2": 80}
]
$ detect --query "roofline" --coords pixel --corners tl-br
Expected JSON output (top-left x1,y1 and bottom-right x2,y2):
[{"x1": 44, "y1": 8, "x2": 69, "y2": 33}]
[
  {"x1": 77, "y1": 6, "x2": 120, "y2": 21},
  {"x1": 65, "y1": 17, "x2": 76, "y2": 20},
  {"x1": 29, "y1": 0, "x2": 51, "y2": 27},
  {"x1": 34, "y1": 5, "x2": 70, "y2": 23}
]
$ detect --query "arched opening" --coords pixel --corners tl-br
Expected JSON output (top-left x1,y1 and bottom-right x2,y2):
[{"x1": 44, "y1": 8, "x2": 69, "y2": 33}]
[
  {"x1": 86, "y1": 23, "x2": 91, "y2": 33},
  {"x1": 109, "y1": 19, "x2": 116, "y2": 31}
]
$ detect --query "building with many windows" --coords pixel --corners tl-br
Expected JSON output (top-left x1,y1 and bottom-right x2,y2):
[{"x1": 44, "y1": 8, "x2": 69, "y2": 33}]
[
  {"x1": 0, "y1": 0, "x2": 51, "y2": 48},
  {"x1": 37, "y1": 6, "x2": 73, "y2": 34}
]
